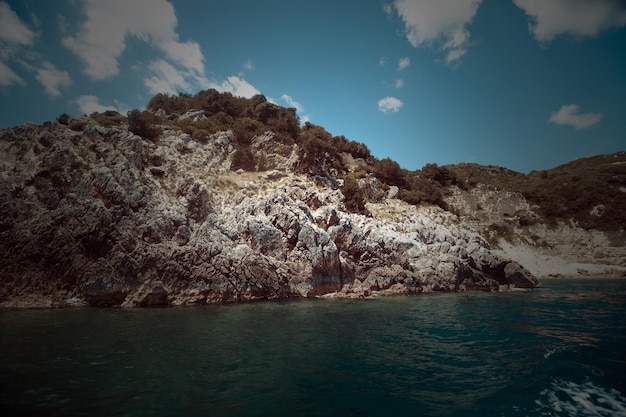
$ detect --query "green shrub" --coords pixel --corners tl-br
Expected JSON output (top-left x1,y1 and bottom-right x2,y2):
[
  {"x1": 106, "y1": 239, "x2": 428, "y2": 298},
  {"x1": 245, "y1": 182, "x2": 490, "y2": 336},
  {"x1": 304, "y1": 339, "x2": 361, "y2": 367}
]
[
  {"x1": 342, "y1": 139, "x2": 371, "y2": 160},
  {"x1": 373, "y1": 158, "x2": 406, "y2": 187},
  {"x1": 274, "y1": 144, "x2": 292, "y2": 157},
  {"x1": 57, "y1": 113, "x2": 71, "y2": 125},
  {"x1": 342, "y1": 173, "x2": 365, "y2": 213},
  {"x1": 231, "y1": 147, "x2": 256, "y2": 171},
  {"x1": 68, "y1": 120, "x2": 88, "y2": 131},
  {"x1": 128, "y1": 109, "x2": 163, "y2": 140},
  {"x1": 398, "y1": 171, "x2": 446, "y2": 208},
  {"x1": 147, "y1": 92, "x2": 192, "y2": 114},
  {"x1": 190, "y1": 128, "x2": 211, "y2": 142},
  {"x1": 91, "y1": 110, "x2": 125, "y2": 127},
  {"x1": 233, "y1": 117, "x2": 264, "y2": 146}
]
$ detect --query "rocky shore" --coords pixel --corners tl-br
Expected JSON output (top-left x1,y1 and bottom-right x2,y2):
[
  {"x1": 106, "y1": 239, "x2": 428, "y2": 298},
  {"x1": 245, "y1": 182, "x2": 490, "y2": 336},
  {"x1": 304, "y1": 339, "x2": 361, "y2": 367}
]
[{"x1": 0, "y1": 117, "x2": 538, "y2": 308}]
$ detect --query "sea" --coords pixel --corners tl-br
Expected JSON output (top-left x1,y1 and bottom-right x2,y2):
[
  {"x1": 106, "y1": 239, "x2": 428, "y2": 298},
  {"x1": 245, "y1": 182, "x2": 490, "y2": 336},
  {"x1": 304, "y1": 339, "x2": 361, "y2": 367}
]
[{"x1": 1, "y1": 278, "x2": 625, "y2": 417}]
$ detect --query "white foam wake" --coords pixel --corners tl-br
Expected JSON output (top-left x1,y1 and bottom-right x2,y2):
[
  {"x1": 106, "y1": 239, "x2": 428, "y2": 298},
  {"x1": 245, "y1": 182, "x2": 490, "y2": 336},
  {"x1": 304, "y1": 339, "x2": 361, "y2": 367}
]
[{"x1": 535, "y1": 379, "x2": 626, "y2": 416}]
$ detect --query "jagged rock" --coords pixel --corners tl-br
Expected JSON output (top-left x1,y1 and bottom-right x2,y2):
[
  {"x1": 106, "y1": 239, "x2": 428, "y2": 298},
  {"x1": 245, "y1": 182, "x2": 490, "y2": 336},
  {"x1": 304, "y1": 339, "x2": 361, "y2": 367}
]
[
  {"x1": 179, "y1": 109, "x2": 207, "y2": 121},
  {"x1": 0, "y1": 118, "x2": 544, "y2": 309},
  {"x1": 503, "y1": 262, "x2": 537, "y2": 288}
]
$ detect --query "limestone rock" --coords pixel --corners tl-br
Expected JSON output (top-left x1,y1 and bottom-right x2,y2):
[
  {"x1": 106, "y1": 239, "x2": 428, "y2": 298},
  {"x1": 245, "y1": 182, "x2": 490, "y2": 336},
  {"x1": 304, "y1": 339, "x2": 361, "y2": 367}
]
[
  {"x1": 445, "y1": 184, "x2": 626, "y2": 278},
  {"x1": 0, "y1": 118, "x2": 544, "y2": 308}
]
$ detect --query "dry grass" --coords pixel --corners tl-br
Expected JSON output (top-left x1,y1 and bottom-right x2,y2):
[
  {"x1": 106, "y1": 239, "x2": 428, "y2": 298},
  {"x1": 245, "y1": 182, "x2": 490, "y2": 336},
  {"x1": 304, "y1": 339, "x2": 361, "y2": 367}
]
[{"x1": 366, "y1": 200, "x2": 415, "y2": 223}]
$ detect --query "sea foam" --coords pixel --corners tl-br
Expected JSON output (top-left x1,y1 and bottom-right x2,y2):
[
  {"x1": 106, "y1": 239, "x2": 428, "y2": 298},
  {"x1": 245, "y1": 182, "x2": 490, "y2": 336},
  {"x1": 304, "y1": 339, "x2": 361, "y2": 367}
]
[{"x1": 535, "y1": 379, "x2": 626, "y2": 417}]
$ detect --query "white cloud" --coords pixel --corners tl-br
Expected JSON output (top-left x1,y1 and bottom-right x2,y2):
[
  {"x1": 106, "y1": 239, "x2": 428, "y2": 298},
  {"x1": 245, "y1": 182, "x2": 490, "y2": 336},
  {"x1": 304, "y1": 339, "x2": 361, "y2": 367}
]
[
  {"x1": 280, "y1": 94, "x2": 310, "y2": 124},
  {"x1": 398, "y1": 56, "x2": 410, "y2": 70},
  {"x1": 392, "y1": 0, "x2": 482, "y2": 64},
  {"x1": 35, "y1": 61, "x2": 72, "y2": 98},
  {"x1": 549, "y1": 104, "x2": 604, "y2": 130},
  {"x1": 378, "y1": 96, "x2": 403, "y2": 113},
  {"x1": 159, "y1": 39, "x2": 204, "y2": 74},
  {"x1": 395, "y1": 78, "x2": 405, "y2": 89},
  {"x1": 379, "y1": 57, "x2": 387, "y2": 66},
  {"x1": 513, "y1": 0, "x2": 626, "y2": 43},
  {"x1": 63, "y1": 0, "x2": 204, "y2": 80},
  {"x1": 443, "y1": 48, "x2": 467, "y2": 64},
  {"x1": 243, "y1": 59, "x2": 255, "y2": 71},
  {"x1": 0, "y1": 1, "x2": 35, "y2": 87},
  {"x1": 144, "y1": 59, "x2": 191, "y2": 95},
  {"x1": 280, "y1": 94, "x2": 303, "y2": 112},
  {"x1": 76, "y1": 95, "x2": 118, "y2": 114},
  {"x1": 209, "y1": 76, "x2": 260, "y2": 98},
  {"x1": 382, "y1": 2, "x2": 394, "y2": 16},
  {"x1": 0, "y1": 1, "x2": 36, "y2": 46},
  {"x1": 0, "y1": 60, "x2": 24, "y2": 86}
]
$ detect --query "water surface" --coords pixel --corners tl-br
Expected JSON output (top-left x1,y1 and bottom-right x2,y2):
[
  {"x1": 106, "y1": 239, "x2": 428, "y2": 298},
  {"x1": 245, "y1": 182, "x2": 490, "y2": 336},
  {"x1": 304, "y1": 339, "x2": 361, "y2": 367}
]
[{"x1": 1, "y1": 279, "x2": 625, "y2": 416}]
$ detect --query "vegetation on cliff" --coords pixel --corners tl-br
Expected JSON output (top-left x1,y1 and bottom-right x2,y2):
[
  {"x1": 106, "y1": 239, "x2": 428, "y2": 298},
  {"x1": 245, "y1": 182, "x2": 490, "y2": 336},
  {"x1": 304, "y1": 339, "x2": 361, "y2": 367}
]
[
  {"x1": 448, "y1": 154, "x2": 626, "y2": 232},
  {"x1": 61, "y1": 89, "x2": 626, "y2": 230},
  {"x1": 56, "y1": 89, "x2": 466, "y2": 213}
]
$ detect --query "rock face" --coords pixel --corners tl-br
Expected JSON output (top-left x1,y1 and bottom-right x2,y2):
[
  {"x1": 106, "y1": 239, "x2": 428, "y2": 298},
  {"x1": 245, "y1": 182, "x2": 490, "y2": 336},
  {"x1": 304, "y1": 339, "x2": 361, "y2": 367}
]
[
  {"x1": 0, "y1": 118, "x2": 538, "y2": 308},
  {"x1": 445, "y1": 184, "x2": 626, "y2": 278}
]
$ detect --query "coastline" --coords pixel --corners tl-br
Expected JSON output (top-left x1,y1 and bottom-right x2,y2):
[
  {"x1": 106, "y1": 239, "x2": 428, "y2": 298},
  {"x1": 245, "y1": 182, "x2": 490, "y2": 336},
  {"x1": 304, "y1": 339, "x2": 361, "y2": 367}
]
[{"x1": 494, "y1": 240, "x2": 626, "y2": 279}]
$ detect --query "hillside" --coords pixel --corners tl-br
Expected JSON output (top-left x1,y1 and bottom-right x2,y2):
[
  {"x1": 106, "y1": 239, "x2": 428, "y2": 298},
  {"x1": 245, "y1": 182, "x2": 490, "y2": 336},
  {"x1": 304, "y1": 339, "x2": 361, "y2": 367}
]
[
  {"x1": 1, "y1": 89, "x2": 623, "y2": 307},
  {"x1": 448, "y1": 153, "x2": 626, "y2": 231},
  {"x1": 444, "y1": 157, "x2": 626, "y2": 278}
]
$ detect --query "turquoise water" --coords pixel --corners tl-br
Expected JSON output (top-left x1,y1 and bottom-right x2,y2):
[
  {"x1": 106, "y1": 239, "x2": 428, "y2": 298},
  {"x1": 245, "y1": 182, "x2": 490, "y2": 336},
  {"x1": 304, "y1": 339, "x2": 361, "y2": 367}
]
[{"x1": 1, "y1": 279, "x2": 625, "y2": 416}]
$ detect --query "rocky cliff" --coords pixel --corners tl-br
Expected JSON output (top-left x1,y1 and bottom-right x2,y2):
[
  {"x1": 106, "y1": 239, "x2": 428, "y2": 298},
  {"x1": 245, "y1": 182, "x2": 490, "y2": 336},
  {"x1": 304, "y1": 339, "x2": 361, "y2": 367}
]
[
  {"x1": 0, "y1": 113, "x2": 538, "y2": 308},
  {"x1": 444, "y1": 160, "x2": 626, "y2": 279}
]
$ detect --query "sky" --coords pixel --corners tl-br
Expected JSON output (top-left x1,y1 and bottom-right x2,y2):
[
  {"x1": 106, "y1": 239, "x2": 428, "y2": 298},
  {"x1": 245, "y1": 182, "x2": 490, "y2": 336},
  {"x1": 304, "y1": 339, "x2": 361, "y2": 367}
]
[{"x1": 1, "y1": 0, "x2": 625, "y2": 173}]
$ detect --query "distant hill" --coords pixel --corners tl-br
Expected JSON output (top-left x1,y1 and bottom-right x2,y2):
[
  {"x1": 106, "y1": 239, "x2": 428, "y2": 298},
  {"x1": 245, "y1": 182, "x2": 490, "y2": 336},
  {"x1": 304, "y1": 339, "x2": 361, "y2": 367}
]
[{"x1": 447, "y1": 153, "x2": 626, "y2": 232}]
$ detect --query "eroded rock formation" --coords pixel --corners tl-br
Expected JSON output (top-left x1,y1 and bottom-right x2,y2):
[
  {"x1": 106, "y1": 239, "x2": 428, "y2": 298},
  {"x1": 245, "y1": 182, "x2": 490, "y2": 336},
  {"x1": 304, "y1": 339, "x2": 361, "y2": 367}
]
[{"x1": 0, "y1": 118, "x2": 538, "y2": 308}]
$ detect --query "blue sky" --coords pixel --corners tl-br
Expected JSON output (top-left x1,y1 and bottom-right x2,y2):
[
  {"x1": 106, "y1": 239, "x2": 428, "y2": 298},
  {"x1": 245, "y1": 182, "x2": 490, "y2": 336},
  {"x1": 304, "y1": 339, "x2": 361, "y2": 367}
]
[{"x1": 1, "y1": 0, "x2": 625, "y2": 173}]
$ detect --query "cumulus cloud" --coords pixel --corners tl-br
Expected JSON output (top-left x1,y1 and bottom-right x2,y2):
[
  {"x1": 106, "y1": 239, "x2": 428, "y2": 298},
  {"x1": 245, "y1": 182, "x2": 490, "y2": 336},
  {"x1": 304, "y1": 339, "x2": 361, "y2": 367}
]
[
  {"x1": 144, "y1": 59, "x2": 261, "y2": 100},
  {"x1": 209, "y1": 76, "x2": 260, "y2": 98},
  {"x1": 378, "y1": 96, "x2": 403, "y2": 113},
  {"x1": 243, "y1": 59, "x2": 255, "y2": 71},
  {"x1": 281, "y1": 94, "x2": 303, "y2": 112},
  {"x1": 549, "y1": 104, "x2": 604, "y2": 130},
  {"x1": 144, "y1": 59, "x2": 193, "y2": 95},
  {"x1": 35, "y1": 61, "x2": 72, "y2": 98},
  {"x1": 382, "y1": 2, "x2": 394, "y2": 16},
  {"x1": 280, "y1": 94, "x2": 310, "y2": 124},
  {"x1": 398, "y1": 56, "x2": 410, "y2": 70},
  {"x1": 395, "y1": 78, "x2": 405, "y2": 89},
  {"x1": 75, "y1": 95, "x2": 129, "y2": 115},
  {"x1": 0, "y1": 1, "x2": 36, "y2": 46},
  {"x1": 392, "y1": 0, "x2": 482, "y2": 64},
  {"x1": 0, "y1": 60, "x2": 24, "y2": 86},
  {"x1": 75, "y1": 95, "x2": 119, "y2": 114},
  {"x1": 63, "y1": 0, "x2": 204, "y2": 80},
  {"x1": 0, "y1": 1, "x2": 36, "y2": 86},
  {"x1": 513, "y1": 0, "x2": 626, "y2": 43},
  {"x1": 159, "y1": 39, "x2": 204, "y2": 74}
]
